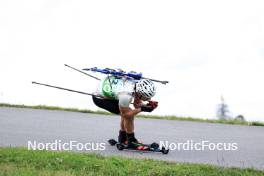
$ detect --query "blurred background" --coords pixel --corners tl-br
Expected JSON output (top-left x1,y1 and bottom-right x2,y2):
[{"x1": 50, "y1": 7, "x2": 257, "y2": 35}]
[{"x1": 0, "y1": 0, "x2": 264, "y2": 121}]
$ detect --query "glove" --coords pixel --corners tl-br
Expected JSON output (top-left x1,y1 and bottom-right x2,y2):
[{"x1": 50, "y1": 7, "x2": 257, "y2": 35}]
[
  {"x1": 141, "y1": 101, "x2": 158, "y2": 112},
  {"x1": 148, "y1": 101, "x2": 158, "y2": 109},
  {"x1": 141, "y1": 105, "x2": 154, "y2": 112}
]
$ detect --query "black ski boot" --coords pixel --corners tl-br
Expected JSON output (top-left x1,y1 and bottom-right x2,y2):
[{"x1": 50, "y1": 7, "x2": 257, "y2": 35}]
[
  {"x1": 127, "y1": 132, "x2": 143, "y2": 149},
  {"x1": 118, "y1": 130, "x2": 127, "y2": 144}
]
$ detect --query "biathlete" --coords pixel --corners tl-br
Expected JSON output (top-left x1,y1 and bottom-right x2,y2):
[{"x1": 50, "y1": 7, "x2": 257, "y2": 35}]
[{"x1": 92, "y1": 76, "x2": 158, "y2": 148}]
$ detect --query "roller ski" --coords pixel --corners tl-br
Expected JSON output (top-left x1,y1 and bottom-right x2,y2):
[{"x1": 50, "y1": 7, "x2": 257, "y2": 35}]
[{"x1": 108, "y1": 139, "x2": 169, "y2": 154}]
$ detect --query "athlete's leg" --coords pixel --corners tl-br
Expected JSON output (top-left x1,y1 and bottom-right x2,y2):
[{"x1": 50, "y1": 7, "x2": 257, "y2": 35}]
[
  {"x1": 123, "y1": 115, "x2": 134, "y2": 133},
  {"x1": 120, "y1": 116, "x2": 126, "y2": 131},
  {"x1": 118, "y1": 115, "x2": 134, "y2": 143},
  {"x1": 118, "y1": 106, "x2": 141, "y2": 147},
  {"x1": 119, "y1": 106, "x2": 141, "y2": 133},
  {"x1": 122, "y1": 114, "x2": 141, "y2": 148}
]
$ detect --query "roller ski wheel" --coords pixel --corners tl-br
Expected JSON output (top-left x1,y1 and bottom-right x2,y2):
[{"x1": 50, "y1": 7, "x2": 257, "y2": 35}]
[
  {"x1": 161, "y1": 147, "x2": 169, "y2": 154},
  {"x1": 108, "y1": 139, "x2": 117, "y2": 146},
  {"x1": 150, "y1": 142, "x2": 159, "y2": 150},
  {"x1": 116, "y1": 143, "x2": 125, "y2": 150}
]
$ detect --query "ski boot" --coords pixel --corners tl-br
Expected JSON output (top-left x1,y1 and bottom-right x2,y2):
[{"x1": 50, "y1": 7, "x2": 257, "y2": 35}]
[
  {"x1": 118, "y1": 130, "x2": 127, "y2": 144},
  {"x1": 126, "y1": 133, "x2": 148, "y2": 150},
  {"x1": 108, "y1": 130, "x2": 127, "y2": 146}
]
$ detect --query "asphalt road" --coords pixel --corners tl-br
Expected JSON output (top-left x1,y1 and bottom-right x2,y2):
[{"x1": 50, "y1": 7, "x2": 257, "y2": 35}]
[{"x1": 0, "y1": 107, "x2": 264, "y2": 170}]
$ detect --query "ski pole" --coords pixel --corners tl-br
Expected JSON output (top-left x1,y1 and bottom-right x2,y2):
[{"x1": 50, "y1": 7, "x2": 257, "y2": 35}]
[
  {"x1": 64, "y1": 64, "x2": 101, "y2": 81},
  {"x1": 32, "y1": 81, "x2": 104, "y2": 98}
]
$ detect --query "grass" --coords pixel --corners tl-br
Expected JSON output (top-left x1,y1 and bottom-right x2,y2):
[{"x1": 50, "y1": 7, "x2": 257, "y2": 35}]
[
  {"x1": 0, "y1": 103, "x2": 264, "y2": 126},
  {"x1": 0, "y1": 147, "x2": 263, "y2": 176}
]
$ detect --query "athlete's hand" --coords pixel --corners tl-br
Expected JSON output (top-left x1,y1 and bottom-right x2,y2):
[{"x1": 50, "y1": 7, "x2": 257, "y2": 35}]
[
  {"x1": 141, "y1": 105, "x2": 154, "y2": 112},
  {"x1": 147, "y1": 101, "x2": 158, "y2": 109},
  {"x1": 141, "y1": 101, "x2": 158, "y2": 112}
]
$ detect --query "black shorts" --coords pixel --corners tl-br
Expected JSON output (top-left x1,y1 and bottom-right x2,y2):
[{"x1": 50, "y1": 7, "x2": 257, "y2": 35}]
[{"x1": 92, "y1": 95, "x2": 120, "y2": 115}]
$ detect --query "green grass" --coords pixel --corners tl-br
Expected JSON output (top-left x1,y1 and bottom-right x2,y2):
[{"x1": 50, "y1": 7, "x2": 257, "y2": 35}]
[
  {"x1": 0, "y1": 103, "x2": 263, "y2": 126},
  {"x1": 0, "y1": 147, "x2": 263, "y2": 176}
]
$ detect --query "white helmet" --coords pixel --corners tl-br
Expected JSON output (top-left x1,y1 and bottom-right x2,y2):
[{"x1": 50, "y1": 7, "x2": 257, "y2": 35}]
[{"x1": 136, "y1": 79, "x2": 156, "y2": 100}]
